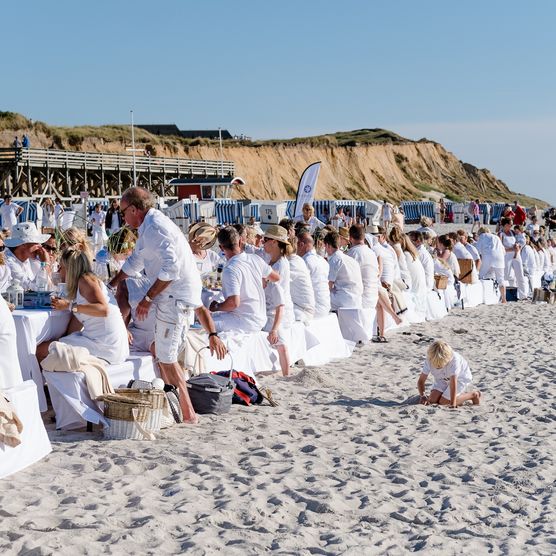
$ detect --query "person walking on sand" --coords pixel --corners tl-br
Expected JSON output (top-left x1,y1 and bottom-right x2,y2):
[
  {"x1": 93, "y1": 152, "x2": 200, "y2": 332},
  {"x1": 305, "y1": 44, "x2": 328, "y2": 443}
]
[
  {"x1": 469, "y1": 199, "x2": 481, "y2": 235},
  {"x1": 417, "y1": 340, "x2": 481, "y2": 408},
  {"x1": 109, "y1": 187, "x2": 202, "y2": 423},
  {"x1": 381, "y1": 200, "x2": 393, "y2": 232}
]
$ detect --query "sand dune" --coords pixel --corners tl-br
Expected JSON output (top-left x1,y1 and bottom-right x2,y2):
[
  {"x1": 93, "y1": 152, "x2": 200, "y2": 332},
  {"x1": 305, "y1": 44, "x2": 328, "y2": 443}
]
[{"x1": 1, "y1": 301, "x2": 555, "y2": 555}]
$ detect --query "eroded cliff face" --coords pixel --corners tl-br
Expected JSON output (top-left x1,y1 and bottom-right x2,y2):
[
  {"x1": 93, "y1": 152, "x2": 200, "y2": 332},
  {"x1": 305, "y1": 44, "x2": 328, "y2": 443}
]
[
  {"x1": 184, "y1": 142, "x2": 513, "y2": 202},
  {"x1": 0, "y1": 125, "x2": 519, "y2": 203}
]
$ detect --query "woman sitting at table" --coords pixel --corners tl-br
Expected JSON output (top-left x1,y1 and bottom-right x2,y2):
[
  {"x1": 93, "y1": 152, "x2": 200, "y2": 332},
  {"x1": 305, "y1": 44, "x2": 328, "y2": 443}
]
[
  {"x1": 58, "y1": 227, "x2": 93, "y2": 262},
  {"x1": 188, "y1": 223, "x2": 221, "y2": 276},
  {"x1": 36, "y1": 247, "x2": 129, "y2": 365}
]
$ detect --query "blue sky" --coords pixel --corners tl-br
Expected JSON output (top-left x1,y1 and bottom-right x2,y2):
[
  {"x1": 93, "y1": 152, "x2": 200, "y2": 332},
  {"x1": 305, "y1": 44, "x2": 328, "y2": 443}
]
[{"x1": 5, "y1": 1, "x2": 555, "y2": 203}]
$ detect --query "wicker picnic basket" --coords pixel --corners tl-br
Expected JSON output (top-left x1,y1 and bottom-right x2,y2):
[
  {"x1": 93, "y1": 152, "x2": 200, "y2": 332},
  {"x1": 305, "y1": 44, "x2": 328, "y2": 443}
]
[
  {"x1": 115, "y1": 388, "x2": 166, "y2": 433},
  {"x1": 457, "y1": 259, "x2": 475, "y2": 284},
  {"x1": 100, "y1": 394, "x2": 154, "y2": 440},
  {"x1": 434, "y1": 274, "x2": 448, "y2": 290}
]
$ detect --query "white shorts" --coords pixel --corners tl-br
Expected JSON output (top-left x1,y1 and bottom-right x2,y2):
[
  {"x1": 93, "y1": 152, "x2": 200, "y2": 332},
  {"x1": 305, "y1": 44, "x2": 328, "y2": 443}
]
[
  {"x1": 432, "y1": 379, "x2": 471, "y2": 400},
  {"x1": 154, "y1": 297, "x2": 193, "y2": 364},
  {"x1": 479, "y1": 264, "x2": 505, "y2": 286}
]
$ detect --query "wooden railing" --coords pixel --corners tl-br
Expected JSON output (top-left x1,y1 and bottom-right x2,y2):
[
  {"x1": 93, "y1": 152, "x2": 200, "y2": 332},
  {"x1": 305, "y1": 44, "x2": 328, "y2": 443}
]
[{"x1": 0, "y1": 147, "x2": 235, "y2": 176}]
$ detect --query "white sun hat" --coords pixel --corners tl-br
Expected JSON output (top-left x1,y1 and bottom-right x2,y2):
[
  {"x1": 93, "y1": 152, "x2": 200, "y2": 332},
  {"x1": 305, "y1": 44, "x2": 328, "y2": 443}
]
[{"x1": 4, "y1": 222, "x2": 51, "y2": 247}]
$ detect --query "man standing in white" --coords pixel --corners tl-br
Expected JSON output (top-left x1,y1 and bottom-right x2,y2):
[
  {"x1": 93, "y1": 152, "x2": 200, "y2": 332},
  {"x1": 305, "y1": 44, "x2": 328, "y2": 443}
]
[
  {"x1": 209, "y1": 226, "x2": 280, "y2": 332},
  {"x1": 475, "y1": 226, "x2": 507, "y2": 303},
  {"x1": 409, "y1": 231, "x2": 435, "y2": 290},
  {"x1": 347, "y1": 224, "x2": 379, "y2": 309},
  {"x1": 296, "y1": 231, "x2": 331, "y2": 318},
  {"x1": 1, "y1": 195, "x2": 23, "y2": 232},
  {"x1": 324, "y1": 231, "x2": 363, "y2": 310},
  {"x1": 109, "y1": 187, "x2": 202, "y2": 423}
]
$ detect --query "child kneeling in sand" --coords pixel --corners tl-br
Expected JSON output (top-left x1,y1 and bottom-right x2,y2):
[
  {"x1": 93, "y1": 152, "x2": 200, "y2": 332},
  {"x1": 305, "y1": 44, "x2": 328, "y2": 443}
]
[{"x1": 417, "y1": 340, "x2": 481, "y2": 408}]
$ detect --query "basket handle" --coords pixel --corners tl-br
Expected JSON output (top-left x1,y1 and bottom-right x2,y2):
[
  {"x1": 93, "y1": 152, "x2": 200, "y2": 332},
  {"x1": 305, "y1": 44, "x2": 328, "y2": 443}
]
[
  {"x1": 132, "y1": 407, "x2": 156, "y2": 440},
  {"x1": 194, "y1": 345, "x2": 234, "y2": 386}
]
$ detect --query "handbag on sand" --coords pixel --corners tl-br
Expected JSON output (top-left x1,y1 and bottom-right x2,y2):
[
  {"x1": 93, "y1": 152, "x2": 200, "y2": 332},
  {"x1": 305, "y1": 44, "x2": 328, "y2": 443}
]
[
  {"x1": 186, "y1": 349, "x2": 234, "y2": 415},
  {"x1": 216, "y1": 370, "x2": 264, "y2": 406}
]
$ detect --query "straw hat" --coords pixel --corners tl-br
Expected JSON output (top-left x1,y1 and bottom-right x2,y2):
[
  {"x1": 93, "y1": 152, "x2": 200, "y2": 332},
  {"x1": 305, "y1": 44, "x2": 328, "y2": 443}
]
[
  {"x1": 366, "y1": 224, "x2": 380, "y2": 234},
  {"x1": 263, "y1": 225, "x2": 290, "y2": 245},
  {"x1": 188, "y1": 222, "x2": 217, "y2": 249},
  {"x1": 4, "y1": 222, "x2": 50, "y2": 247}
]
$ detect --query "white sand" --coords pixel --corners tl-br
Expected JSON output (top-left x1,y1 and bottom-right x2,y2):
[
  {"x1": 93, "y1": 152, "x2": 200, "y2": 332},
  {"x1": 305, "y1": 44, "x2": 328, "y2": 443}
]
[{"x1": 1, "y1": 301, "x2": 555, "y2": 555}]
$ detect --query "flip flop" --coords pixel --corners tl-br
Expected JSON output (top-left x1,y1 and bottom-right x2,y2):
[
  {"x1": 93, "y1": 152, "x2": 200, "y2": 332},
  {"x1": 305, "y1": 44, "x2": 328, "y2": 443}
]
[{"x1": 371, "y1": 336, "x2": 388, "y2": 343}]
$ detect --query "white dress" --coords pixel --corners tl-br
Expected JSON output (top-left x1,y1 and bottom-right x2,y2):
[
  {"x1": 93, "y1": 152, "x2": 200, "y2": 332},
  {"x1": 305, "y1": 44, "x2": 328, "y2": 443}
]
[
  {"x1": 59, "y1": 282, "x2": 129, "y2": 364},
  {"x1": 42, "y1": 205, "x2": 55, "y2": 229}
]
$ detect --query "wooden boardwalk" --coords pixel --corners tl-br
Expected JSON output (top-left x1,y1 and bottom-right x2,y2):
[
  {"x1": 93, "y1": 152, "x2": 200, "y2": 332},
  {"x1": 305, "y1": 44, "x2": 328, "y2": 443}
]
[{"x1": 0, "y1": 147, "x2": 235, "y2": 198}]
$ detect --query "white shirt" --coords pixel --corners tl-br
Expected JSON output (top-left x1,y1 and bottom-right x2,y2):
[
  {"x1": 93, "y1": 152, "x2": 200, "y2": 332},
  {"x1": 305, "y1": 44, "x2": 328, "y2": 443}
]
[
  {"x1": 302, "y1": 250, "x2": 331, "y2": 317},
  {"x1": 520, "y1": 245, "x2": 537, "y2": 276},
  {"x1": 0, "y1": 203, "x2": 20, "y2": 229},
  {"x1": 475, "y1": 233, "x2": 505, "y2": 268},
  {"x1": 373, "y1": 242, "x2": 396, "y2": 285},
  {"x1": 287, "y1": 254, "x2": 315, "y2": 319},
  {"x1": 0, "y1": 264, "x2": 11, "y2": 293},
  {"x1": 417, "y1": 244, "x2": 435, "y2": 290},
  {"x1": 347, "y1": 244, "x2": 379, "y2": 308},
  {"x1": 327, "y1": 250, "x2": 363, "y2": 310},
  {"x1": 194, "y1": 249, "x2": 222, "y2": 276},
  {"x1": 293, "y1": 214, "x2": 324, "y2": 234},
  {"x1": 422, "y1": 351, "x2": 473, "y2": 387},
  {"x1": 465, "y1": 243, "x2": 481, "y2": 261},
  {"x1": 453, "y1": 242, "x2": 472, "y2": 260},
  {"x1": 5, "y1": 250, "x2": 36, "y2": 290},
  {"x1": 265, "y1": 257, "x2": 295, "y2": 328},
  {"x1": 220, "y1": 252, "x2": 272, "y2": 333},
  {"x1": 122, "y1": 208, "x2": 202, "y2": 307},
  {"x1": 405, "y1": 252, "x2": 427, "y2": 294}
]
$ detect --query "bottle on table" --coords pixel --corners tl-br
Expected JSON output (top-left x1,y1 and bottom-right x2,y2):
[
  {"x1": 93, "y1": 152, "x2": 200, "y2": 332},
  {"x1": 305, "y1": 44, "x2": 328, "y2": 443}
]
[{"x1": 35, "y1": 262, "x2": 50, "y2": 292}]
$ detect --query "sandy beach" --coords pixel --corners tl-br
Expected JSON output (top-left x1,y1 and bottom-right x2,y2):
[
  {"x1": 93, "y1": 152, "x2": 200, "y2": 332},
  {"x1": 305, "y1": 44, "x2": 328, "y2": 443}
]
[{"x1": 1, "y1": 299, "x2": 554, "y2": 555}]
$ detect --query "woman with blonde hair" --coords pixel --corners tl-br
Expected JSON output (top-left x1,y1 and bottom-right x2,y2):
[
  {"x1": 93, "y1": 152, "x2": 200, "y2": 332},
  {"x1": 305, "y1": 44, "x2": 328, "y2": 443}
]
[
  {"x1": 57, "y1": 227, "x2": 93, "y2": 262},
  {"x1": 388, "y1": 226, "x2": 411, "y2": 287},
  {"x1": 37, "y1": 246, "x2": 129, "y2": 365}
]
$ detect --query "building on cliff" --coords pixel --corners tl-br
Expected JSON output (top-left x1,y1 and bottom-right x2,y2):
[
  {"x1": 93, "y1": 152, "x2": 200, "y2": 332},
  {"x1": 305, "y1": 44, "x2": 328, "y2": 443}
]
[{"x1": 137, "y1": 124, "x2": 232, "y2": 140}]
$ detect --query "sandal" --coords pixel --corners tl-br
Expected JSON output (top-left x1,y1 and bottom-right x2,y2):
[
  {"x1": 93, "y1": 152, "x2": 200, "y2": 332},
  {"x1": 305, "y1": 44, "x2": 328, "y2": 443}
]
[{"x1": 371, "y1": 336, "x2": 388, "y2": 343}]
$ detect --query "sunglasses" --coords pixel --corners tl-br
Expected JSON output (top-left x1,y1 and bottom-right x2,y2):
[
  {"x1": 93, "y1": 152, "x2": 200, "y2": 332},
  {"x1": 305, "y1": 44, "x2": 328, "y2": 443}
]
[{"x1": 43, "y1": 245, "x2": 57, "y2": 253}]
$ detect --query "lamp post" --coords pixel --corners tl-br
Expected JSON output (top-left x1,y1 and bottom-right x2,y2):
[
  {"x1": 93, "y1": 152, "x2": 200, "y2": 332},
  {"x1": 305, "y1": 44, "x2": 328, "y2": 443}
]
[
  {"x1": 130, "y1": 110, "x2": 137, "y2": 186},
  {"x1": 218, "y1": 127, "x2": 224, "y2": 179}
]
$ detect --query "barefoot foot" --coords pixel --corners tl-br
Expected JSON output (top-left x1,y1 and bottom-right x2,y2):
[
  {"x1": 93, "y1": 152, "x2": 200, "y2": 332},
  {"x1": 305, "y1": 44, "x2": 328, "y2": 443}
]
[{"x1": 472, "y1": 391, "x2": 482, "y2": 405}]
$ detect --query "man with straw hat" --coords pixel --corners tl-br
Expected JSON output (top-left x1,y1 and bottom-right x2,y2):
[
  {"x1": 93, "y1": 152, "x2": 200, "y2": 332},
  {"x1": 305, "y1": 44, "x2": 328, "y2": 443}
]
[{"x1": 4, "y1": 222, "x2": 51, "y2": 290}]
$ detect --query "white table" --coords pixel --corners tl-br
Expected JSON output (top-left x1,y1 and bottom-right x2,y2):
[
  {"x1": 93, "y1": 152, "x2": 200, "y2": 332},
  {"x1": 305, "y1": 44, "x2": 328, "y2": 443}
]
[
  {"x1": 0, "y1": 380, "x2": 52, "y2": 479},
  {"x1": 13, "y1": 309, "x2": 71, "y2": 411}
]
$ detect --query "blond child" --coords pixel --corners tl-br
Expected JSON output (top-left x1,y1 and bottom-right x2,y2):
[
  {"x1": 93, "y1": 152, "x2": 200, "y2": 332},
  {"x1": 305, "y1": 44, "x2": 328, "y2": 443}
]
[{"x1": 417, "y1": 340, "x2": 481, "y2": 408}]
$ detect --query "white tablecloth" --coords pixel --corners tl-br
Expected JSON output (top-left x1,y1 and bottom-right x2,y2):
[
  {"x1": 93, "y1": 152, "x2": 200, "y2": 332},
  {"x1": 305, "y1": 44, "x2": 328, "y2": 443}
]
[
  {"x1": 13, "y1": 309, "x2": 71, "y2": 411},
  {"x1": 0, "y1": 380, "x2": 52, "y2": 479}
]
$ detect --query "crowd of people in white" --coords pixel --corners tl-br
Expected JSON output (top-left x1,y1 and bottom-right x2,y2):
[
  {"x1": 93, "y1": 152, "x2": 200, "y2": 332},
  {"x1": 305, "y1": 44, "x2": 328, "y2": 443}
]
[{"x1": 1, "y1": 192, "x2": 555, "y2": 426}]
